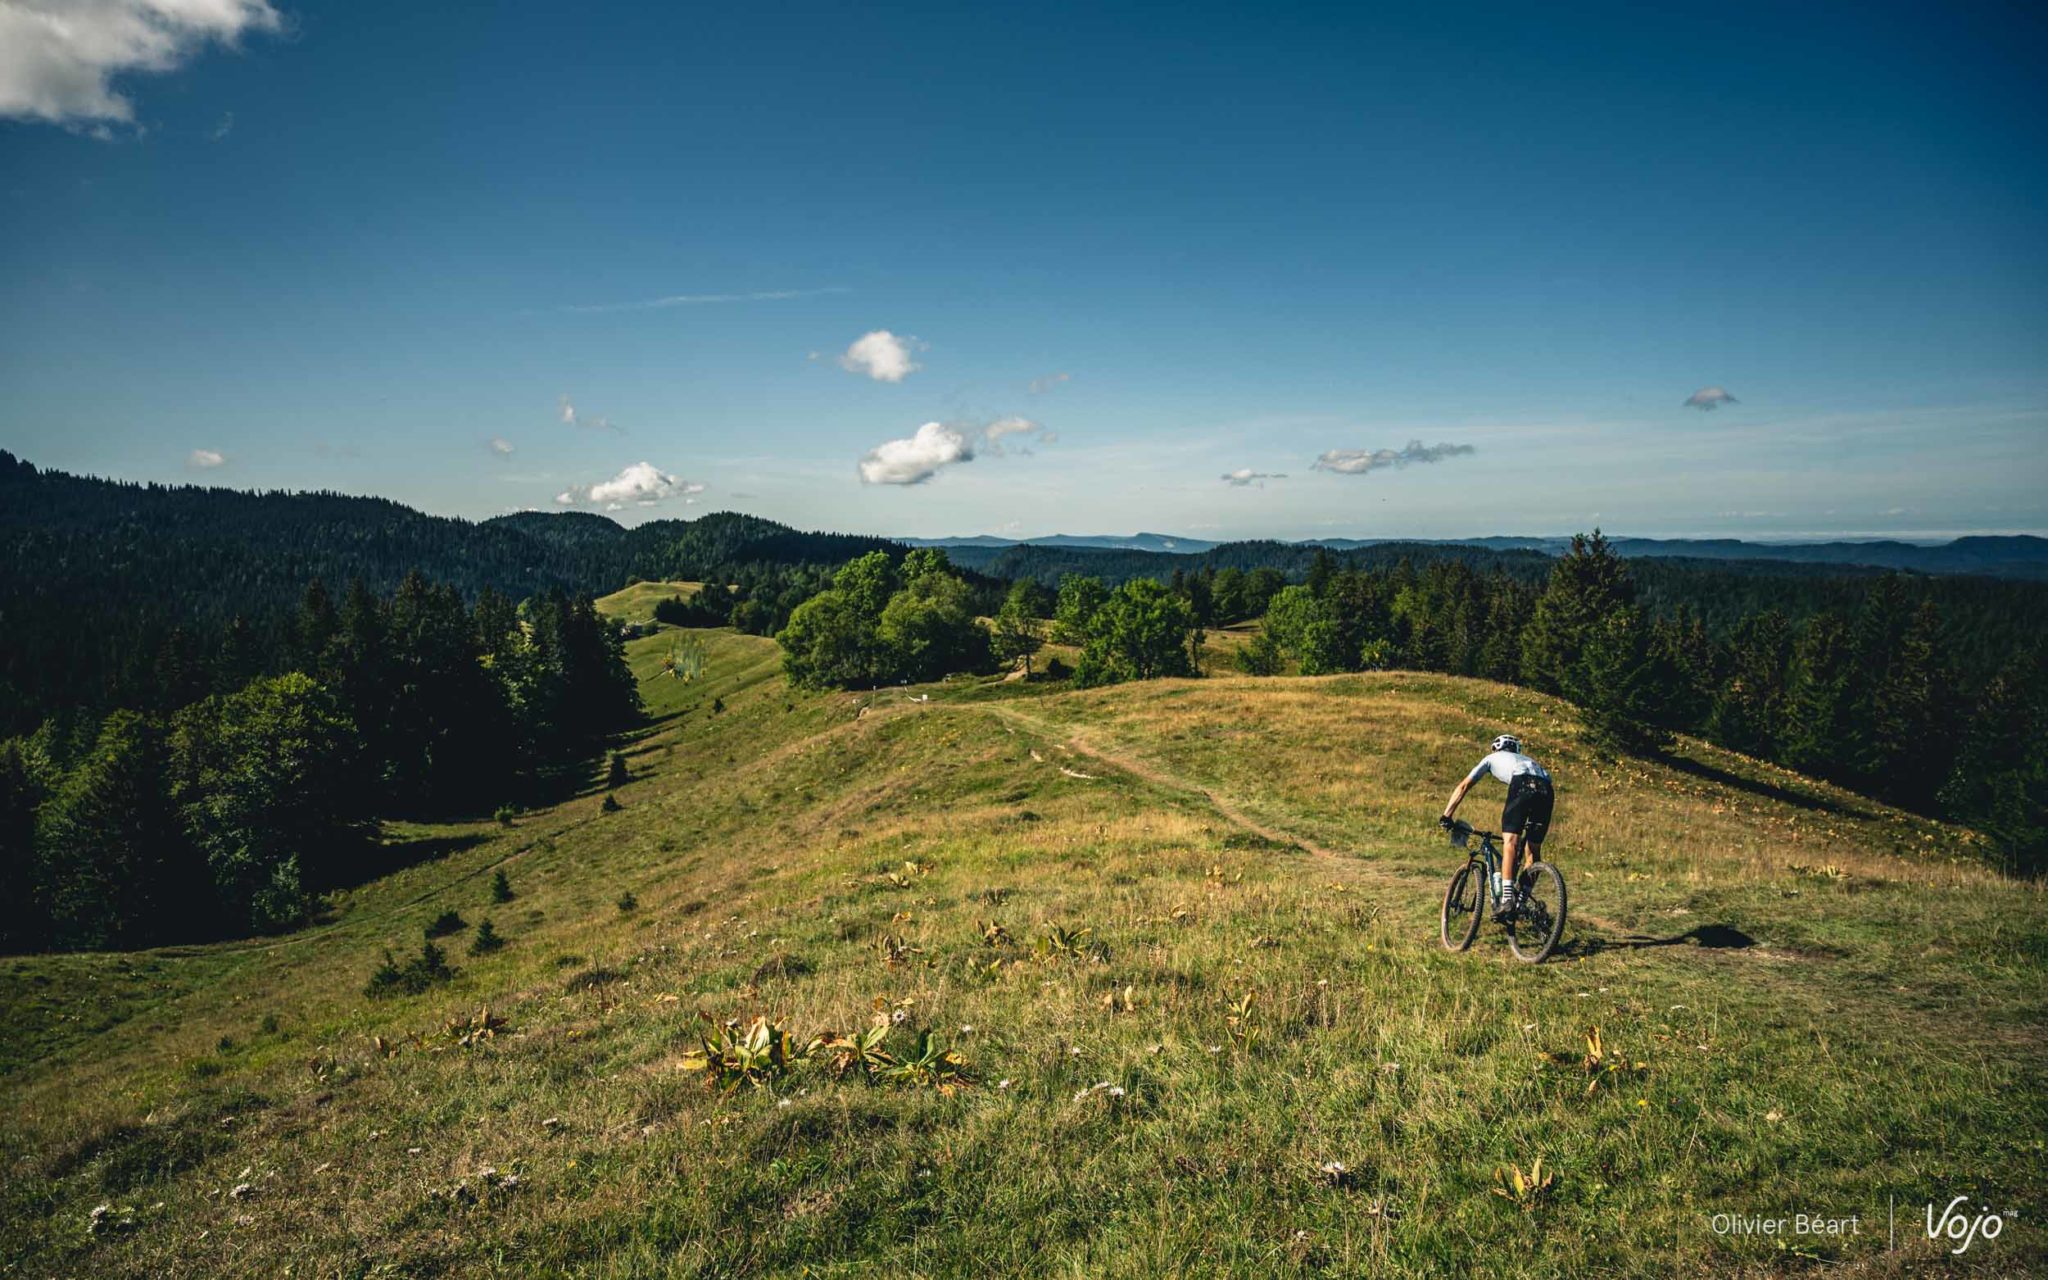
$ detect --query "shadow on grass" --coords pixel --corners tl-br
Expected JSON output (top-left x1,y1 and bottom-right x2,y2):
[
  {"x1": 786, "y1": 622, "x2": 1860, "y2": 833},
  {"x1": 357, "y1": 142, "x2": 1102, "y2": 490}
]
[
  {"x1": 1564, "y1": 923, "x2": 1758, "y2": 957},
  {"x1": 1657, "y1": 750, "x2": 1877, "y2": 821},
  {"x1": 323, "y1": 832, "x2": 492, "y2": 893}
]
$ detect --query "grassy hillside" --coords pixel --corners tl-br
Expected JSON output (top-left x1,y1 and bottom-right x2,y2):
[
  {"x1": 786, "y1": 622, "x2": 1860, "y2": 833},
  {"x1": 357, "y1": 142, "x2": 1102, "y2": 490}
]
[
  {"x1": 594, "y1": 580, "x2": 707, "y2": 626},
  {"x1": 2, "y1": 623, "x2": 2043, "y2": 1277}
]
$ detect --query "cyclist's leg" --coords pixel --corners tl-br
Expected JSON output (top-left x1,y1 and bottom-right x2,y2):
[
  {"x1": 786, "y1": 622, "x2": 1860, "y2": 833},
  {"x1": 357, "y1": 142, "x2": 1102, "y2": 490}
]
[{"x1": 1499, "y1": 776, "x2": 1529, "y2": 909}]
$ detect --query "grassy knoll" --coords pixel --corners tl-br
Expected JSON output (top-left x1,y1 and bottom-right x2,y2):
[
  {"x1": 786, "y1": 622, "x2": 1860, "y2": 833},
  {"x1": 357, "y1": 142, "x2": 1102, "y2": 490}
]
[
  {"x1": 2, "y1": 626, "x2": 2043, "y2": 1277},
  {"x1": 593, "y1": 580, "x2": 707, "y2": 625}
]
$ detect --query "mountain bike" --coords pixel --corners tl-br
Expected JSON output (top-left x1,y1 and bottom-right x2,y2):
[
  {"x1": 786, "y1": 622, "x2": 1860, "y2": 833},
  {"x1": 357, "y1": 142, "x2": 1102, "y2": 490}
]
[{"x1": 1439, "y1": 819, "x2": 1567, "y2": 963}]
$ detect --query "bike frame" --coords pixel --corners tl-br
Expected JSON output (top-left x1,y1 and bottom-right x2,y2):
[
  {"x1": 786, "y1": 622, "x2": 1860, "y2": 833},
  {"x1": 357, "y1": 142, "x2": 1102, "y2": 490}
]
[{"x1": 1451, "y1": 825, "x2": 1539, "y2": 906}]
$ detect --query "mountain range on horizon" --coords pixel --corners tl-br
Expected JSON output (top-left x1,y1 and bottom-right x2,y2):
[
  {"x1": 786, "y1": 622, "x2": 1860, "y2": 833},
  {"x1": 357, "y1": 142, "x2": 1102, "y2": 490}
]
[{"x1": 900, "y1": 530, "x2": 2048, "y2": 578}]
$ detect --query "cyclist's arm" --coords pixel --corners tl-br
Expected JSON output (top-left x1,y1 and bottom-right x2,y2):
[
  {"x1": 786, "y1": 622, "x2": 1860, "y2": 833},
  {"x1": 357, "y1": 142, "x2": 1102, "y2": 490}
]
[{"x1": 1442, "y1": 766, "x2": 1483, "y2": 821}]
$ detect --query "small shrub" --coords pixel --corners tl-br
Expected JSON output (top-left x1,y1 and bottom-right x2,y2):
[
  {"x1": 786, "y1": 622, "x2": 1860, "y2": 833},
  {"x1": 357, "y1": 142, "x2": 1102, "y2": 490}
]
[
  {"x1": 602, "y1": 794, "x2": 622, "y2": 813},
  {"x1": 214, "y1": 1035, "x2": 236, "y2": 1054},
  {"x1": 257, "y1": 1013, "x2": 280, "y2": 1035},
  {"x1": 490, "y1": 869, "x2": 514, "y2": 903},
  {"x1": 494, "y1": 804, "x2": 517, "y2": 827},
  {"x1": 364, "y1": 941, "x2": 455, "y2": 999},
  {"x1": 1044, "y1": 656, "x2": 1072, "y2": 680},
  {"x1": 470, "y1": 919, "x2": 505, "y2": 955},
  {"x1": 425, "y1": 910, "x2": 467, "y2": 939},
  {"x1": 616, "y1": 891, "x2": 637, "y2": 912},
  {"x1": 607, "y1": 752, "x2": 629, "y2": 788},
  {"x1": 711, "y1": 696, "x2": 725, "y2": 714}
]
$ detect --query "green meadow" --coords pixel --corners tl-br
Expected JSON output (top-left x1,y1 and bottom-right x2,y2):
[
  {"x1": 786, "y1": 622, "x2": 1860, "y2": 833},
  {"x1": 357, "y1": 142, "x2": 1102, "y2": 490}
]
[{"x1": 3, "y1": 606, "x2": 2043, "y2": 1278}]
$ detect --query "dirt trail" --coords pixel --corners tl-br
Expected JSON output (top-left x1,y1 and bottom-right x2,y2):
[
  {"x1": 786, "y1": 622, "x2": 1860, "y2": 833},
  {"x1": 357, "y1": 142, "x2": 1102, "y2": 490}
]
[
  {"x1": 960, "y1": 701, "x2": 1378, "y2": 877},
  {"x1": 949, "y1": 699, "x2": 1644, "y2": 940}
]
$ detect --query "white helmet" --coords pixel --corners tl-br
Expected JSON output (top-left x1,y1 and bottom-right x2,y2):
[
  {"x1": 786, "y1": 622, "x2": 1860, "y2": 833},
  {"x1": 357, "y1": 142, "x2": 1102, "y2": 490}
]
[{"x1": 1491, "y1": 734, "x2": 1521, "y2": 754}]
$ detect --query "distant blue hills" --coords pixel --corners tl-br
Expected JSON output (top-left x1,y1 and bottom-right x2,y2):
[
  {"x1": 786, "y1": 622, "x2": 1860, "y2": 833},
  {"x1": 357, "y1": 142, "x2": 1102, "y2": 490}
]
[{"x1": 897, "y1": 532, "x2": 2048, "y2": 578}]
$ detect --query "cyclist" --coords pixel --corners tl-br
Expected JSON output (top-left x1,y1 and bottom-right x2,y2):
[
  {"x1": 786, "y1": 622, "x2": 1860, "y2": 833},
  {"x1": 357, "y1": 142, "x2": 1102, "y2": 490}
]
[{"x1": 1440, "y1": 734, "x2": 1554, "y2": 919}]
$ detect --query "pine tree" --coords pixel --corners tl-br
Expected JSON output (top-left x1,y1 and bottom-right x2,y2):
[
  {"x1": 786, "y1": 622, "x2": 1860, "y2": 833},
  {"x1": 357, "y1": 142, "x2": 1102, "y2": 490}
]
[
  {"x1": 1782, "y1": 613, "x2": 1861, "y2": 780},
  {"x1": 0, "y1": 741, "x2": 43, "y2": 952},
  {"x1": 1939, "y1": 655, "x2": 2047, "y2": 873},
  {"x1": 1707, "y1": 610, "x2": 1791, "y2": 758},
  {"x1": 1873, "y1": 600, "x2": 1953, "y2": 811},
  {"x1": 1520, "y1": 530, "x2": 1637, "y2": 697},
  {"x1": 1576, "y1": 606, "x2": 1675, "y2": 754}
]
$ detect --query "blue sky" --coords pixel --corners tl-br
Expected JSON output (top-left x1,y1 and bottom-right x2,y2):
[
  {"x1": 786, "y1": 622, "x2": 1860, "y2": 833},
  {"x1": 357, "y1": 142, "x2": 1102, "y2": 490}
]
[{"x1": 2, "y1": 1, "x2": 2044, "y2": 540}]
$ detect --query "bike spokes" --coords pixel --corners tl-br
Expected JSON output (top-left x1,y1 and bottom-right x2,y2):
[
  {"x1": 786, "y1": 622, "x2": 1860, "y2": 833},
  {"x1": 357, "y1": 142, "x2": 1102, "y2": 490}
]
[{"x1": 1507, "y1": 862, "x2": 1567, "y2": 963}]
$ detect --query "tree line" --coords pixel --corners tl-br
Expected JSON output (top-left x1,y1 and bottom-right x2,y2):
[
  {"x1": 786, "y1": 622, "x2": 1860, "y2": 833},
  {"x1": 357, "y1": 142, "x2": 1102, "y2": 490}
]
[
  {"x1": 0, "y1": 574, "x2": 641, "y2": 953},
  {"x1": 1240, "y1": 534, "x2": 2046, "y2": 873}
]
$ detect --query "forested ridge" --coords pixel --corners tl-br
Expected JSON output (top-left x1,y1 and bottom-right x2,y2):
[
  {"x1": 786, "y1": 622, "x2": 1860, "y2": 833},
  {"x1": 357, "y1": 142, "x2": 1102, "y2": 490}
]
[
  {"x1": 5, "y1": 453, "x2": 2046, "y2": 959},
  {"x1": 0, "y1": 452, "x2": 905, "y2": 735}
]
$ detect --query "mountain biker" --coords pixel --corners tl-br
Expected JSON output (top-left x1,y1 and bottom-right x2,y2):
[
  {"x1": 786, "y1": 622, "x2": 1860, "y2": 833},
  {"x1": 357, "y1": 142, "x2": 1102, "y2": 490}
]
[{"x1": 1440, "y1": 734, "x2": 1553, "y2": 919}]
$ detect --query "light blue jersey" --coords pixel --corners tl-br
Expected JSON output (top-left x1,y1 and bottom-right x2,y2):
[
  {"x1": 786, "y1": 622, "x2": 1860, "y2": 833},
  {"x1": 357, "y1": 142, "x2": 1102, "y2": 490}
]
[{"x1": 1467, "y1": 750, "x2": 1550, "y2": 786}]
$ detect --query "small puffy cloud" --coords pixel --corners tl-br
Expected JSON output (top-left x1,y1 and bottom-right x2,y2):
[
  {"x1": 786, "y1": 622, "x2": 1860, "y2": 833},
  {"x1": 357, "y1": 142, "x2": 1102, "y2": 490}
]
[
  {"x1": 187, "y1": 447, "x2": 226, "y2": 469},
  {"x1": 556, "y1": 462, "x2": 704, "y2": 507},
  {"x1": 1684, "y1": 386, "x2": 1738, "y2": 411},
  {"x1": 1027, "y1": 371, "x2": 1071, "y2": 394},
  {"x1": 1221, "y1": 468, "x2": 1285, "y2": 487},
  {"x1": 983, "y1": 416, "x2": 1056, "y2": 453},
  {"x1": 559, "y1": 394, "x2": 620, "y2": 433},
  {"x1": 1312, "y1": 440, "x2": 1475, "y2": 475},
  {"x1": 859, "y1": 422, "x2": 974, "y2": 485},
  {"x1": 838, "y1": 329, "x2": 924, "y2": 382},
  {"x1": 0, "y1": 0, "x2": 282, "y2": 131},
  {"x1": 488, "y1": 437, "x2": 515, "y2": 458},
  {"x1": 210, "y1": 109, "x2": 233, "y2": 140}
]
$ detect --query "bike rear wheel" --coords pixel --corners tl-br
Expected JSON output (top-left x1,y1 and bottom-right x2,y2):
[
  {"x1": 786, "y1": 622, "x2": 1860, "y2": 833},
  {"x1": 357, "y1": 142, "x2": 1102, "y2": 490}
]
[
  {"x1": 1440, "y1": 861, "x2": 1483, "y2": 951},
  {"x1": 1506, "y1": 861, "x2": 1567, "y2": 963}
]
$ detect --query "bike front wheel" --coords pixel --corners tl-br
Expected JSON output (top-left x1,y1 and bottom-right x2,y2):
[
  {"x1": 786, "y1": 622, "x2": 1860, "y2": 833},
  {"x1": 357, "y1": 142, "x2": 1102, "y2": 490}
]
[
  {"x1": 1441, "y1": 861, "x2": 1483, "y2": 951},
  {"x1": 1507, "y1": 861, "x2": 1567, "y2": 963}
]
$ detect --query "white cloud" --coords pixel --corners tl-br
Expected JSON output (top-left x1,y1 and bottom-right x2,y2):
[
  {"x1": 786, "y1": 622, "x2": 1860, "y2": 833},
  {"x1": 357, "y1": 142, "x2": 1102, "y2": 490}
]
[
  {"x1": 1312, "y1": 440, "x2": 1475, "y2": 475},
  {"x1": 488, "y1": 436, "x2": 515, "y2": 458},
  {"x1": 1221, "y1": 468, "x2": 1285, "y2": 487},
  {"x1": 556, "y1": 462, "x2": 704, "y2": 507},
  {"x1": 838, "y1": 329, "x2": 923, "y2": 382},
  {"x1": 858, "y1": 422, "x2": 974, "y2": 485},
  {"x1": 558, "y1": 394, "x2": 620, "y2": 433},
  {"x1": 187, "y1": 447, "x2": 226, "y2": 468},
  {"x1": 209, "y1": 108, "x2": 232, "y2": 139},
  {"x1": 1027, "y1": 371, "x2": 1071, "y2": 394},
  {"x1": 565, "y1": 286, "x2": 846, "y2": 314},
  {"x1": 1684, "y1": 386, "x2": 1738, "y2": 411},
  {"x1": 983, "y1": 416, "x2": 1056, "y2": 453},
  {"x1": 0, "y1": 0, "x2": 281, "y2": 131}
]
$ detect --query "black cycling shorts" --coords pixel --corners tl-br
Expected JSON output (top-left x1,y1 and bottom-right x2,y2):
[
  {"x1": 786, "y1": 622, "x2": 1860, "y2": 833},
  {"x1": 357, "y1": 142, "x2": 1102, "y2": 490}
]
[{"x1": 1502, "y1": 774, "x2": 1554, "y2": 845}]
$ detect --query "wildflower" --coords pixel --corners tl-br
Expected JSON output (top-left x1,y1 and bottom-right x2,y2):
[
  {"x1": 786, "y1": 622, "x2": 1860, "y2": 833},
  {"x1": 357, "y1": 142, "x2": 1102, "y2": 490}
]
[
  {"x1": 959, "y1": 1024, "x2": 976, "y2": 1034},
  {"x1": 1108, "y1": 1086, "x2": 1127, "y2": 1098},
  {"x1": 997, "y1": 1078, "x2": 1013, "y2": 1089},
  {"x1": 1068, "y1": 1045, "x2": 1081, "y2": 1056},
  {"x1": 1321, "y1": 1161, "x2": 1348, "y2": 1176},
  {"x1": 891, "y1": 1009, "x2": 909, "y2": 1025},
  {"x1": 777, "y1": 1098, "x2": 793, "y2": 1109},
  {"x1": 229, "y1": 1183, "x2": 255, "y2": 1199}
]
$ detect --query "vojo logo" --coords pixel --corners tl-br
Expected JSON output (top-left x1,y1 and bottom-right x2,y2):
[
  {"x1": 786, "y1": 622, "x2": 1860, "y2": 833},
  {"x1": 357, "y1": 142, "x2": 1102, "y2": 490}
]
[{"x1": 1924, "y1": 1197, "x2": 2005, "y2": 1255}]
